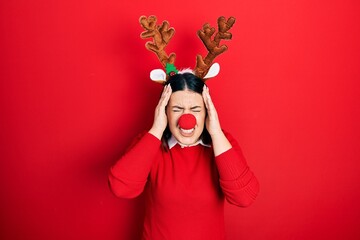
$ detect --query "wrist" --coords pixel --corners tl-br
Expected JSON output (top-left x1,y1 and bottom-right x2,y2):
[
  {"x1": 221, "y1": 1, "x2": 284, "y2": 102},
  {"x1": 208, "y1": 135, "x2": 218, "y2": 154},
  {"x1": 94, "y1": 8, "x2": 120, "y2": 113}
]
[
  {"x1": 148, "y1": 127, "x2": 164, "y2": 140},
  {"x1": 209, "y1": 129, "x2": 224, "y2": 138},
  {"x1": 210, "y1": 131, "x2": 232, "y2": 156}
]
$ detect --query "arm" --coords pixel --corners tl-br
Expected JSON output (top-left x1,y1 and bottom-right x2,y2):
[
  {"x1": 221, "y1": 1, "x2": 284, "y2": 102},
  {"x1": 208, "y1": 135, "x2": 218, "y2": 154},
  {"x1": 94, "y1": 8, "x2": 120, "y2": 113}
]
[
  {"x1": 108, "y1": 132, "x2": 161, "y2": 198},
  {"x1": 109, "y1": 85, "x2": 172, "y2": 198},
  {"x1": 215, "y1": 132, "x2": 259, "y2": 207},
  {"x1": 202, "y1": 86, "x2": 259, "y2": 206}
]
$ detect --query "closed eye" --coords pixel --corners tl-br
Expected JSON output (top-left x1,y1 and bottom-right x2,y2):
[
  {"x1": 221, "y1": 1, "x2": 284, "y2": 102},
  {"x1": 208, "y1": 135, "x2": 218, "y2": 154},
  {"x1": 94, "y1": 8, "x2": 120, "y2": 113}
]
[
  {"x1": 172, "y1": 106, "x2": 183, "y2": 112},
  {"x1": 191, "y1": 106, "x2": 202, "y2": 112}
]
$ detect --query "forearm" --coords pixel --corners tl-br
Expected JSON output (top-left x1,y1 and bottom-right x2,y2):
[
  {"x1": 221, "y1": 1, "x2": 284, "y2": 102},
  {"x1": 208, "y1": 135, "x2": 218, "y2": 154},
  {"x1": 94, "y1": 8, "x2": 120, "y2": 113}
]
[
  {"x1": 210, "y1": 130, "x2": 232, "y2": 157},
  {"x1": 214, "y1": 131, "x2": 259, "y2": 207},
  {"x1": 215, "y1": 148, "x2": 259, "y2": 207}
]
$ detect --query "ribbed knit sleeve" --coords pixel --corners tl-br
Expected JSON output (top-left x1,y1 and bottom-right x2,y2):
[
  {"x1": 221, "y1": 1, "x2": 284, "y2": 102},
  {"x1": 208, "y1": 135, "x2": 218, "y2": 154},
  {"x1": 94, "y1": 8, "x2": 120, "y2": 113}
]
[
  {"x1": 108, "y1": 132, "x2": 161, "y2": 198},
  {"x1": 215, "y1": 132, "x2": 259, "y2": 207}
]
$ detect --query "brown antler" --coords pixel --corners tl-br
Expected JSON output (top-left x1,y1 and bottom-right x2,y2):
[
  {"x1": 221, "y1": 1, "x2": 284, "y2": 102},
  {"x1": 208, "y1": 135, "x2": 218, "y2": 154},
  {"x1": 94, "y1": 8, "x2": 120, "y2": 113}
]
[
  {"x1": 194, "y1": 16, "x2": 236, "y2": 78},
  {"x1": 139, "y1": 15, "x2": 176, "y2": 68}
]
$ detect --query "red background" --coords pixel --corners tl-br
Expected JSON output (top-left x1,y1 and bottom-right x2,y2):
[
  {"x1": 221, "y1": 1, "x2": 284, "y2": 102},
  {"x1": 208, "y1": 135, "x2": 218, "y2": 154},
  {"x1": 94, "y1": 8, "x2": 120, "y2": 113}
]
[{"x1": 1, "y1": 0, "x2": 360, "y2": 239}]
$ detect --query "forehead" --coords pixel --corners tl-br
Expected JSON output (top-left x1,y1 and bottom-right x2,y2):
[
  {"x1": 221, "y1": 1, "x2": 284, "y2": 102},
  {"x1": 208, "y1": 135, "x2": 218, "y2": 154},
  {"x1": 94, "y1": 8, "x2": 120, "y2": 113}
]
[{"x1": 168, "y1": 90, "x2": 204, "y2": 106}]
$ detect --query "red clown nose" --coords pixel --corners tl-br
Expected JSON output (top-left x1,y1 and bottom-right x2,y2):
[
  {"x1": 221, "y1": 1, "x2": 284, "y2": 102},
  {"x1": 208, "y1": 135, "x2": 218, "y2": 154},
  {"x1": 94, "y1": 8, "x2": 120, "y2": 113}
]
[{"x1": 178, "y1": 114, "x2": 196, "y2": 130}]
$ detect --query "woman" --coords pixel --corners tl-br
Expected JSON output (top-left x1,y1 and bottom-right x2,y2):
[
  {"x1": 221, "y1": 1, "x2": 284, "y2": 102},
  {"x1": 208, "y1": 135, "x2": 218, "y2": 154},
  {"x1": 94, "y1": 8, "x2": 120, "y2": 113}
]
[{"x1": 109, "y1": 72, "x2": 259, "y2": 240}]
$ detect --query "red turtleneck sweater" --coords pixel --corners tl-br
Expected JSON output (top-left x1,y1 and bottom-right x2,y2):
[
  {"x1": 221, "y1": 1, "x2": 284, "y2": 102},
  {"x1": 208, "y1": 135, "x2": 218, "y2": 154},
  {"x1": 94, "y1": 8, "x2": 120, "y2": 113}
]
[{"x1": 109, "y1": 131, "x2": 259, "y2": 240}]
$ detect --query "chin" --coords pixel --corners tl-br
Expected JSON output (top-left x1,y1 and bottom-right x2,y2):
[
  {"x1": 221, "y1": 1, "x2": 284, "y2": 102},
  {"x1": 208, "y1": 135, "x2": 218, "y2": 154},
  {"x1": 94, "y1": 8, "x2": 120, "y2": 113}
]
[{"x1": 177, "y1": 137, "x2": 198, "y2": 146}]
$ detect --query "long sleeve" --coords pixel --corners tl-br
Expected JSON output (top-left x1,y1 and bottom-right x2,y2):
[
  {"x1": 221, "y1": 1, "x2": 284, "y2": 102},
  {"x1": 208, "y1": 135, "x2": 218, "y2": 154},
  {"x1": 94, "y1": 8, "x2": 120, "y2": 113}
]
[
  {"x1": 108, "y1": 132, "x2": 161, "y2": 198},
  {"x1": 215, "y1": 132, "x2": 259, "y2": 207}
]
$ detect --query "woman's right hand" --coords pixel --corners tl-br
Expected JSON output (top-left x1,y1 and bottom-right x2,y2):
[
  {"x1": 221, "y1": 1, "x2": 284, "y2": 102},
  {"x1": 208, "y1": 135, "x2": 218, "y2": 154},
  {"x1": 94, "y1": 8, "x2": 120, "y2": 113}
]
[{"x1": 148, "y1": 84, "x2": 172, "y2": 140}]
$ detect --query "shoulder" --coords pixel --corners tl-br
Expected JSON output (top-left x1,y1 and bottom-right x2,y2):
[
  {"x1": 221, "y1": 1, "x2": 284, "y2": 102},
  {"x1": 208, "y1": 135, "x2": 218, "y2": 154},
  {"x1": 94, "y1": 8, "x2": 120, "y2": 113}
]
[
  {"x1": 128, "y1": 130, "x2": 148, "y2": 146},
  {"x1": 123, "y1": 130, "x2": 161, "y2": 153}
]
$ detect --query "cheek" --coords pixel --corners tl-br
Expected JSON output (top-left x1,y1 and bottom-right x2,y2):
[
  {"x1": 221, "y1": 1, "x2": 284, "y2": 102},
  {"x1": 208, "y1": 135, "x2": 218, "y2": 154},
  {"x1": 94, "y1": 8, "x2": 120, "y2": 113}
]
[
  {"x1": 167, "y1": 112, "x2": 180, "y2": 127},
  {"x1": 195, "y1": 113, "x2": 206, "y2": 126}
]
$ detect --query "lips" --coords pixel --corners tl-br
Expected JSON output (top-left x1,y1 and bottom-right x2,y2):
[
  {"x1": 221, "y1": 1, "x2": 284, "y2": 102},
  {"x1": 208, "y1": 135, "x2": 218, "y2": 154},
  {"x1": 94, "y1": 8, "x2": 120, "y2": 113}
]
[{"x1": 180, "y1": 127, "x2": 195, "y2": 135}]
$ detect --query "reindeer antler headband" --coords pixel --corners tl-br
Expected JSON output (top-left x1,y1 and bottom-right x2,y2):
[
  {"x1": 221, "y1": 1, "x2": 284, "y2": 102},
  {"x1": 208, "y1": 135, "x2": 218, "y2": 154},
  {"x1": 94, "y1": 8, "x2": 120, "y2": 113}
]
[{"x1": 139, "y1": 15, "x2": 236, "y2": 84}]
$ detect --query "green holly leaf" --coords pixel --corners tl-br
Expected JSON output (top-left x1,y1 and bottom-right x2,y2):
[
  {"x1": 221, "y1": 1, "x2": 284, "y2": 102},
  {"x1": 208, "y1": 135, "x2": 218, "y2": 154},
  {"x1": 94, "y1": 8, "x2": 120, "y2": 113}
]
[{"x1": 165, "y1": 63, "x2": 178, "y2": 75}]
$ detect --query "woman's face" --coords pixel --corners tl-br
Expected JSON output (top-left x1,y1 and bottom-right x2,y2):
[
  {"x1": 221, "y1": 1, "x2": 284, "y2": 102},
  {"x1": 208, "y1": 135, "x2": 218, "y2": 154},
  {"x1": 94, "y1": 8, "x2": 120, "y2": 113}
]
[{"x1": 166, "y1": 89, "x2": 206, "y2": 146}]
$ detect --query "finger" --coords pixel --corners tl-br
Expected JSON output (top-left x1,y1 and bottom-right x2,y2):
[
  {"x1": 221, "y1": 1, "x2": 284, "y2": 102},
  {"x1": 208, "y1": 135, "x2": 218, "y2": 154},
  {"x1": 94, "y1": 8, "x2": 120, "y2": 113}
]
[
  {"x1": 203, "y1": 86, "x2": 218, "y2": 119},
  {"x1": 163, "y1": 84, "x2": 172, "y2": 104},
  {"x1": 203, "y1": 86, "x2": 214, "y2": 111},
  {"x1": 160, "y1": 84, "x2": 169, "y2": 98},
  {"x1": 159, "y1": 84, "x2": 172, "y2": 108},
  {"x1": 202, "y1": 85, "x2": 210, "y2": 109},
  {"x1": 157, "y1": 86, "x2": 167, "y2": 110}
]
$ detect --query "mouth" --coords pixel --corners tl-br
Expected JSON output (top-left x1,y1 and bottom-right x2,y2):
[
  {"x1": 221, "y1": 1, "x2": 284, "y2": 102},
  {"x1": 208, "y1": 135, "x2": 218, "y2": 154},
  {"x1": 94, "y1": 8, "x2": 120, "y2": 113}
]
[{"x1": 179, "y1": 127, "x2": 195, "y2": 136}]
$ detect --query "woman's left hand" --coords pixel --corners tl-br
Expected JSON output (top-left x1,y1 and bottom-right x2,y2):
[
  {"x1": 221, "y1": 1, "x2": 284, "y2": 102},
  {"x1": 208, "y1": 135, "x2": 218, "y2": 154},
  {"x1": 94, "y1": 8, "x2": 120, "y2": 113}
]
[
  {"x1": 202, "y1": 85, "x2": 232, "y2": 156},
  {"x1": 202, "y1": 85, "x2": 223, "y2": 136}
]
